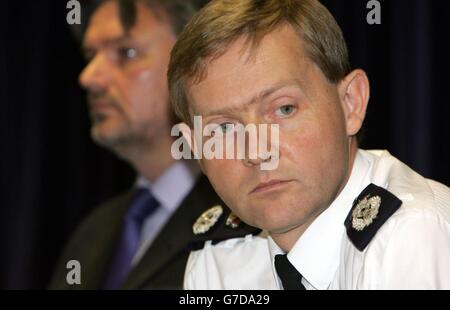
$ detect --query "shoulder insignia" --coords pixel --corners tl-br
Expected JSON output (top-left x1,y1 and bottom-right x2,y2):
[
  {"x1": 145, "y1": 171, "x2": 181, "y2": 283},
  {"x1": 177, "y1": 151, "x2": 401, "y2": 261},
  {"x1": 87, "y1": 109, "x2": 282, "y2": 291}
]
[
  {"x1": 193, "y1": 205, "x2": 223, "y2": 235},
  {"x1": 225, "y1": 212, "x2": 241, "y2": 228},
  {"x1": 190, "y1": 206, "x2": 261, "y2": 251},
  {"x1": 344, "y1": 183, "x2": 402, "y2": 251}
]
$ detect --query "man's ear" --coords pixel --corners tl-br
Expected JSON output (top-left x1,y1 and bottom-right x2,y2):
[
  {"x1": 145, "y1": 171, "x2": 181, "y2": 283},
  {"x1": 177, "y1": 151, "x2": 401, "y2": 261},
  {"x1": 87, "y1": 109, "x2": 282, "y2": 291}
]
[
  {"x1": 338, "y1": 69, "x2": 370, "y2": 136},
  {"x1": 176, "y1": 122, "x2": 206, "y2": 173}
]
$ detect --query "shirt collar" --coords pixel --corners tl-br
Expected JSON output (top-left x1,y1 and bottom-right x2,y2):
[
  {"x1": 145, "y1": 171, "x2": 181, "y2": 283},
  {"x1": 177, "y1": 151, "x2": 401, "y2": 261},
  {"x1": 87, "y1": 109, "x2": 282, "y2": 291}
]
[
  {"x1": 135, "y1": 161, "x2": 199, "y2": 212},
  {"x1": 269, "y1": 150, "x2": 374, "y2": 290}
]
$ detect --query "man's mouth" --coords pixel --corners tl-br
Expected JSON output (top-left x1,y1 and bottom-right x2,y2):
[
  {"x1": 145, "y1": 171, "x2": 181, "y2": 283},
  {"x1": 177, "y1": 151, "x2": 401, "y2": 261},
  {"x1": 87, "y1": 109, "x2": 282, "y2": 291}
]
[
  {"x1": 89, "y1": 100, "x2": 116, "y2": 113},
  {"x1": 250, "y1": 179, "x2": 293, "y2": 194}
]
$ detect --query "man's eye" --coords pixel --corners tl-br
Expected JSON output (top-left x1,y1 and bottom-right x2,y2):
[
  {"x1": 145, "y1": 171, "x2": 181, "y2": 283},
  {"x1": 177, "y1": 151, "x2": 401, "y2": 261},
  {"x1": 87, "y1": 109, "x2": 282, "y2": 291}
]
[
  {"x1": 117, "y1": 47, "x2": 138, "y2": 60},
  {"x1": 275, "y1": 104, "x2": 296, "y2": 117},
  {"x1": 218, "y1": 122, "x2": 235, "y2": 134},
  {"x1": 83, "y1": 49, "x2": 96, "y2": 62}
]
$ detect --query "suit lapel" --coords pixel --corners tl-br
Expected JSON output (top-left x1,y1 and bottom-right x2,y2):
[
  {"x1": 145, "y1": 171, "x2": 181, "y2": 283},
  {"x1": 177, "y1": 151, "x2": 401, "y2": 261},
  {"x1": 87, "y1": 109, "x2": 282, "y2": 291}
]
[
  {"x1": 122, "y1": 175, "x2": 222, "y2": 289},
  {"x1": 72, "y1": 190, "x2": 134, "y2": 289}
]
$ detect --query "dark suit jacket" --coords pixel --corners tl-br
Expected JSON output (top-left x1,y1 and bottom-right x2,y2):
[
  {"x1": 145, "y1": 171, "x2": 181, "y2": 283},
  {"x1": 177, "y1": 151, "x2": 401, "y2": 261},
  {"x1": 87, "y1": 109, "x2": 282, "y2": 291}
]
[{"x1": 49, "y1": 174, "x2": 259, "y2": 289}]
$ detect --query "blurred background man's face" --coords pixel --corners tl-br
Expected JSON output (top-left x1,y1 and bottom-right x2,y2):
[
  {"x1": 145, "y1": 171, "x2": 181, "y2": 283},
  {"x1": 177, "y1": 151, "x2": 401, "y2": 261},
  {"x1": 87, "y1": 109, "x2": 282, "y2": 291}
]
[
  {"x1": 79, "y1": 0, "x2": 176, "y2": 149},
  {"x1": 186, "y1": 25, "x2": 351, "y2": 238}
]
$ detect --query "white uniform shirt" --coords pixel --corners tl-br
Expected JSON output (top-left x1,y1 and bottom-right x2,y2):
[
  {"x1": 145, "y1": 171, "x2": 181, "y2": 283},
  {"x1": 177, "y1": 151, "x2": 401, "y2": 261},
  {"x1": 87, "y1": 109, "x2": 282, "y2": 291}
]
[{"x1": 184, "y1": 150, "x2": 450, "y2": 289}]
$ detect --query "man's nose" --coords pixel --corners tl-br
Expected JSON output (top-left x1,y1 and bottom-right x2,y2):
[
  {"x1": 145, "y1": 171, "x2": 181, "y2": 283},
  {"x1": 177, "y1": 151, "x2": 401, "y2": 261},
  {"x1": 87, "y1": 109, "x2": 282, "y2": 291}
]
[
  {"x1": 241, "y1": 125, "x2": 277, "y2": 168},
  {"x1": 243, "y1": 153, "x2": 273, "y2": 168},
  {"x1": 79, "y1": 54, "x2": 111, "y2": 92}
]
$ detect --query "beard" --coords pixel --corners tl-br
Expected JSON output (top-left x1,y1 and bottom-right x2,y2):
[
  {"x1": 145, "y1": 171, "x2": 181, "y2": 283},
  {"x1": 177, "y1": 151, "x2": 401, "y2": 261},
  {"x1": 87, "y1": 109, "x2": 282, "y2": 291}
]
[{"x1": 87, "y1": 91, "x2": 133, "y2": 148}]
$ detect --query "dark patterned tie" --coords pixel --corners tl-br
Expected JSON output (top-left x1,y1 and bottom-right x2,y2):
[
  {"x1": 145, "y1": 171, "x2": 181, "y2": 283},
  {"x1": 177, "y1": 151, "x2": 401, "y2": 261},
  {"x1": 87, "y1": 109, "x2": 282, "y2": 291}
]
[
  {"x1": 274, "y1": 254, "x2": 306, "y2": 290},
  {"x1": 102, "y1": 188, "x2": 160, "y2": 289}
]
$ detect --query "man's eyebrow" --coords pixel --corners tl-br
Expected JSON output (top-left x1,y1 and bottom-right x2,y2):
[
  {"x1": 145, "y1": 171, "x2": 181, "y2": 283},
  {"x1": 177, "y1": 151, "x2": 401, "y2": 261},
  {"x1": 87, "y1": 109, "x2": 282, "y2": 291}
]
[
  {"x1": 203, "y1": 80, "x2": 302, "y2": 117},
  {"x1": 82, "y1": 34, "x2": 131, "y2": 51}
]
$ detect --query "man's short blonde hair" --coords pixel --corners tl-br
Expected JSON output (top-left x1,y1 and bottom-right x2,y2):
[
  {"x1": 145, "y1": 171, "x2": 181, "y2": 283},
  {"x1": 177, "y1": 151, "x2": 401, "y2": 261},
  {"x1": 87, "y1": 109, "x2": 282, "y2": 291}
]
[{"x1": 168, "y1": 0, "x2": 351, "y2": 126}]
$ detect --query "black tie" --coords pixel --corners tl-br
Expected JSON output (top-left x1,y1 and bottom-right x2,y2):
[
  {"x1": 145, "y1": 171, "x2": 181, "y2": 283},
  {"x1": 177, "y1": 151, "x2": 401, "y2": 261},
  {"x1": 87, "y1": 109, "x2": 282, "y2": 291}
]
[{"x1": 274, "y1": 254, "x2": 306, "y2": 290}]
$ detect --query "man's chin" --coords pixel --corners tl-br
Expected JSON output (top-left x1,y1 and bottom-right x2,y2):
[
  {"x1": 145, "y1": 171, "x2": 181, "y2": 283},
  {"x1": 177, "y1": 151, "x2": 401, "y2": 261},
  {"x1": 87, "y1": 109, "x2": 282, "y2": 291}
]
[
  {"x1": 90, "y1": 123, "x2": 127, "y2": 149},
  {"x1": 247, "y1": 202, "x2": 306, "y2": 233}
]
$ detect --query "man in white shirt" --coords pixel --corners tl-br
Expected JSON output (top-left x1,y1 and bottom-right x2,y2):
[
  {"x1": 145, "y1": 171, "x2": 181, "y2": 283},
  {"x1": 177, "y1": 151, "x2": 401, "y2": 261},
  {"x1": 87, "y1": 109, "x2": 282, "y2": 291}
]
[{"x1": 167, "y1": 0, "x2": 450, "y2": 289}]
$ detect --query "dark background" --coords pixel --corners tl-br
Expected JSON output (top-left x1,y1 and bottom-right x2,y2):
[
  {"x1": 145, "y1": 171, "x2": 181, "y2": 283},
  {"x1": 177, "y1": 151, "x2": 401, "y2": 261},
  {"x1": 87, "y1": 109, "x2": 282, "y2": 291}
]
[{"x1": 0, "y1": 0, "x2": 448, "y2": 289}]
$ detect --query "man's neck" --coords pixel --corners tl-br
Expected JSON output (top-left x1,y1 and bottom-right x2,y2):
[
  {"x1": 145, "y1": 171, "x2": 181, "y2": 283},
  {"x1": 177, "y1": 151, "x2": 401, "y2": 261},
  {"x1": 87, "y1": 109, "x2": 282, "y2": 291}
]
[
  {"x1": 270, "y1": 216, "x2": 319, "y2": 253},
  {"x1": 114, "y1": 137, "x2": 176, "y2": 183}
]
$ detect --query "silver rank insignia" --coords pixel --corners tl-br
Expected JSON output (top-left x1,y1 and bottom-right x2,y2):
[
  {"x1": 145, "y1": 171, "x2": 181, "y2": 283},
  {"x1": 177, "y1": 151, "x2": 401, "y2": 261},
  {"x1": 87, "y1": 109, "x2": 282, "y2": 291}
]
[
  {"x1": 352, "y1": 195, "x2": 382, "y2": 231},
  {"x1": 226, "y1": 213, "x2": 241, "y2": 229},
  {"x1": 193, "y1": 205, "x2": 223, "y2": 235},
  {"x1": 345, "y1": 183, "x2": 402, "y2": 251}
]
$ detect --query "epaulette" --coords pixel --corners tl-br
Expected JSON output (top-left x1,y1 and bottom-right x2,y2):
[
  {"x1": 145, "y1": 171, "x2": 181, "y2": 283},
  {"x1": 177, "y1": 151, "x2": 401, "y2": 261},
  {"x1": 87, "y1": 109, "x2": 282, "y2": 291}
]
[
  {"x1": 344, "y1": 183, "x2": 402, "y2": 251},
  {"x1": 189, "y1": 205, "x2": 261, "y2": 251}
]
